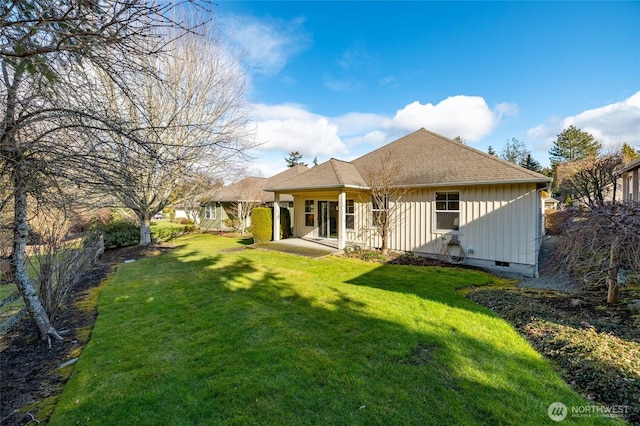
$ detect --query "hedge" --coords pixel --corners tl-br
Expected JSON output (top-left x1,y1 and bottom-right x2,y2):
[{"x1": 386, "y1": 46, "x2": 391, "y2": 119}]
[{"x1": 251, "y1": 208, "x2": 272, "y2": 243}]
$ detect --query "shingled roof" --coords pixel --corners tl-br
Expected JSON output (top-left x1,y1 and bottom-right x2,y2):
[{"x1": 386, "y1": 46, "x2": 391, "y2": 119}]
[
  {"x1": 203, "y1": 165, "x2": 309, "y2": 203},
  {"x1": 266, "y1": 128, "x2": 550, "y2": 192},
  {"x1": 266, "y1": 159, "x2": 368, "y2": 191}
]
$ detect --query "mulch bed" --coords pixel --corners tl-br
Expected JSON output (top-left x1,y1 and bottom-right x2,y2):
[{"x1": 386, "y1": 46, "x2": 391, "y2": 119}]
[
  {"x1": 0, "y1": 245, "x2": 154, "y2": 426},
  {"x1": 467, "y1": 286, "x2": 640, "y2": 425}
]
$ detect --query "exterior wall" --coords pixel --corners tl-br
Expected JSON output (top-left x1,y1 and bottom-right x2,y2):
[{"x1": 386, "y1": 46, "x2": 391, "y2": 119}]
[
  {"x1": 199, "y1": 203, "x2": 231, "y2": 230},
  {"x1": 290, "y1": 183, "x2": 542, "y2": 277},
  {"x1": 622, "y1": 165, "x2": 640, "y2": 202}
]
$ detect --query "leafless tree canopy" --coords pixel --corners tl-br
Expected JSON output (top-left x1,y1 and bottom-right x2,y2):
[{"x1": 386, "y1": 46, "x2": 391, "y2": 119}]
[
  {"x1": 558, "y1": 202, "x2": 640, "y2": 303},
  {"x1": 560, "y1": 154, "x2": 621, "y2": 207},
  {"x1": 361, "y1": 152, "x2": 412, "y2": 254},
  {"x1": 1, "y1": 0, "x2": 231, "y2": 342},
  {"x1": 73, "y1": 24, "x2": 253, "y2": 245}
]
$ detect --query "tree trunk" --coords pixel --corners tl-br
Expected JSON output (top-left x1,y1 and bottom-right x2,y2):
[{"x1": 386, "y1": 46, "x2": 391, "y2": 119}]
[
  {"x1": 12, "y1": 162, "x2": 62, "y2": 342},
  {"x1": 380, "y1": 223, "x2": 389, "y2": 255},
  {"x1": 139, "y1": 216, "x2": 152, "y2": 246},
  {"x1": 606, "y1": 236, "x2": 621, "y2": 304}
]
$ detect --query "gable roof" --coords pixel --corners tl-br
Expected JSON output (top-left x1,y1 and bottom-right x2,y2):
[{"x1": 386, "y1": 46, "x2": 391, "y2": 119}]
[
  {"x1": 267, "y1": 128, "x2": 550, "y2": 192},
  {"x1": 267, "y1": 159, "x2": 368, "y2": 191},
  {"x1": 202, "y1": 165, "x2": 310, "y2": 203},
  {"x1": 352, "y1": 128, "x2": 549, "y2": 186}
]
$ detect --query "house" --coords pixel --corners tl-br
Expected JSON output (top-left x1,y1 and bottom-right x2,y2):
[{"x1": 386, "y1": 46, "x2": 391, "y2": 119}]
[
  {"x1": 265, "y1": 128, "x2": 551, "y2": 277},
  {"x1": 543, "y1": 196, "x2": 562, "y2": 210},
  {"x1": 619, "y1": 158, "x2": 640, "y2": 203},
  {"x1": 199, "y1": 165, "x2": 309, "y2": 231}
]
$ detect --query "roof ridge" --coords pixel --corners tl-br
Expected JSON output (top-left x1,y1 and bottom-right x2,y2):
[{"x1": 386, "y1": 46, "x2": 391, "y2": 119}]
[
  {"x1": 451, "y1": 139, "x2": 548, "y2": 179},
  {"x1": 329, "y1": 158, "x2": 346, "y2": 184}
]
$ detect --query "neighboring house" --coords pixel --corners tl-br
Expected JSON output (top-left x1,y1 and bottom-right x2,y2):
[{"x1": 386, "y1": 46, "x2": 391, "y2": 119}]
[
  {"x1": 601, "y1": 176, "x2": 624, "y2": 203},
  {"x1": 543, "y1": 196, "x2": 562, "y2": 210},
  {"x1": 173, "y1": 206, "x2": 196, "y2": 222},
  {"x1": 199, "y1": 165, "x2": 309, "y2": 231},
  {"x1": 619, "y1": 158, "x2": 640, "y2": 203},
  {"x1": 266, "y1": 128, "x2": 551, "y2": 277}
]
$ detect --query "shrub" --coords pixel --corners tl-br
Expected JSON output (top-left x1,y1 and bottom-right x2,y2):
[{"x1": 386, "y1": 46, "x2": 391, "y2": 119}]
[
  {"x1": 94, "y1": 221, "x2": 140, "y2": 248},
  {"x1": 251, "y1": 208, "x2": 272, "y2": 243},
  {"x1": 276, "y1": 207, "x2": 292, "y2": 239}
]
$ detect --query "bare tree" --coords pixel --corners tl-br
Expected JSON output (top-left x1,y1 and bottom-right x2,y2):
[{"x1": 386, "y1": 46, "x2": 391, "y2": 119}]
[
  {"x1": 172, "y1": 172, "x2": 223, "y2": 226},
  {"x1": 558, "y1": 202, "x2": 640, "y2": 304},
  {"x1": 360, "y1": 152, "x2": 412, "y2": 255},
  {"x1": 1, "y1": 0, "x2": 212, "y2": 341},
  {"x1": 28, "y1": 209, "x2": 104, "y2": 316},
  {"x1": 561, "y1": 153, "x2": 621, "y2": 207},
  {"x1": 500, "y1": 137, "x2": 530, "y2": 165},
  {"x1": 81, "y1": 25, "x2": 253, "y2": 245},
  {"x1": 230, "y1": 179, "x2": 267, "y2": 235}
]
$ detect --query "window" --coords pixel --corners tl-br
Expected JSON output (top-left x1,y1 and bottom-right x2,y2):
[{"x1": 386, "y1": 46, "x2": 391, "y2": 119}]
[
  {"x1": 371, "y1": 194, "x2": 389, "y2": 226},
  {"x1": 280, "y1": 201, "x2": 290, "y2": 208},
  {"x1": 435, "y1": 192, "x2": 459, "y2": 231},
  {"x1": 346, "y1": 199, "x2": 355, "y2": 230},
  {"x1": 304, "y1": 200, "x2": 315, "y2": 227},
  {"x1": 204, "y1": 205, "x2": 216, "y2": 220}
]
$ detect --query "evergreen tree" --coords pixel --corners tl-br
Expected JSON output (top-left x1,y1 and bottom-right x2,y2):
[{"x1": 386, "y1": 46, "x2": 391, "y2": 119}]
[
  {"x1": 620, "y1": 142, "x2": 640, "y2": 164},
  {"x1": 285, "y1": 151, "x2": 307, "y2": 168},
  {"x1": 487, "y1": 146, "x2": 497, "y2": 156},
  {"x1": 549, "y1": 125, "x2": 601, "y2": 166},
  {"x1": 519, "y1": 154, "x2": 542, "y2": 172}
]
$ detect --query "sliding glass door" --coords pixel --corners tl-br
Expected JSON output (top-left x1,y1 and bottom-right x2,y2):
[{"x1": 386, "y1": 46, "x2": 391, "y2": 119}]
[{"x1": 318, "y1": 201, "x2": 338, "y2": 239}]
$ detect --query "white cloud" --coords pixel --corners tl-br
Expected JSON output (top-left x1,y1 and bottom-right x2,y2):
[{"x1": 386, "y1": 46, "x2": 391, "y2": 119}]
[
  {"x1": 563, "y1": 91, "x2": 640, "y2": 147},
  {"x1": 333, "y1": 112, "x2": 386, "y2": 136},
  {"x1": 343, "y1": 130, "x2": 389, "y2": 148},
  {"x1": 495, "y1": 102, "x2": 520, "y2": 118},
  {"x1": 221, "y1": 15, "x2": 310, "y2": 75},
  {"x1": 250, "y1": 103, "x2": 347, "y2": 157},
  {"x1": 385, "y1": 96, "x2": 509, "y2": 142},
  {"x1": 527, "y1": 91, "x2": 640, "y2": 150},
  {"x1": 246, "y1": 95, "x2": 519, "y2": 174}
]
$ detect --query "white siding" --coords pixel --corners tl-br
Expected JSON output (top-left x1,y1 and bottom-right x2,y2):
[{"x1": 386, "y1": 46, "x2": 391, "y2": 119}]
[
  {"x1": 346, "y1": 183, "x2": 541, "y2": 272},
  {"x1": 287, "y1": 183, "x2": 541, "y2": 275}
]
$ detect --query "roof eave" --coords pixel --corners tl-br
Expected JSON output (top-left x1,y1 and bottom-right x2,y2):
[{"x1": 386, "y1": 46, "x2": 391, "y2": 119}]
[
  {"x1": 266, "y1": 179, "x2": 550, "y2": 193},
  {"x1": 265, "y1": 184, "x2": 370, "y2": 192},
  {"x1": 406, "y1": 178, "x2": 551, "y2": 188}
]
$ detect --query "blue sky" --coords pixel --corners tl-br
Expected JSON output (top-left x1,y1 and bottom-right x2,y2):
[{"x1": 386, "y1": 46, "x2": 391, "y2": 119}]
[{"x1": 215, "y1": 1, "x2": 640, "y2": 177}]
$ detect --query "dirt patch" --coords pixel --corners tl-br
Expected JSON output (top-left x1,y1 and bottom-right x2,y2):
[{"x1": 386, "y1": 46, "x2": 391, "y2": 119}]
[{"x1": 0, "y1": 244, "x2": 170, "y2": 426}]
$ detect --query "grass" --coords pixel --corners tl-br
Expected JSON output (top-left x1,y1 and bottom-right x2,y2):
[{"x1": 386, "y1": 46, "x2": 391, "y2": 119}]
[
  {"x1": 49, "y1": 234, "x2": 620, "y2": 425},
  {"x1": 149, "y1": 220, "x2": 196, "y2": 243}
]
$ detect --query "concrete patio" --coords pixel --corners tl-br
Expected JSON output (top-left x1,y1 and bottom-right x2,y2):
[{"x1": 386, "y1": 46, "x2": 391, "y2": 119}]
[{"x1": 251, "y1": 238, "x2": 342, "y2": 259}]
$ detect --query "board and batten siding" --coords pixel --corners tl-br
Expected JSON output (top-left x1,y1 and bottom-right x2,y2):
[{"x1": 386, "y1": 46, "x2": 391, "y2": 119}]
[
  {"x1": 357, "y1": 183, "x2": 540, "y2": 276},
  {"x1": 288, "y1": 183, "x2": 541, "y2": 276}
]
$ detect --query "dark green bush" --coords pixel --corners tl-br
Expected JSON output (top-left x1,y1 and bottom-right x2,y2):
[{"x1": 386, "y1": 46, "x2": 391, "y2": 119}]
[
  {"x1": 95, "y1": 221, "x2": 140, "y2": 248},
  {"x1": 251, "y1": 208, "x2": 272, "y2": 243},
  {"x1": 276, "y1": 207, "x2": 292, "y2": 239}
]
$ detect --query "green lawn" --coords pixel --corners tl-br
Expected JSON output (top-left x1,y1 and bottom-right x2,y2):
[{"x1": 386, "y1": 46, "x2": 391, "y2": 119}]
[{"x1": 49, "y1": 234, "x2": 619, "y2": 425}]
